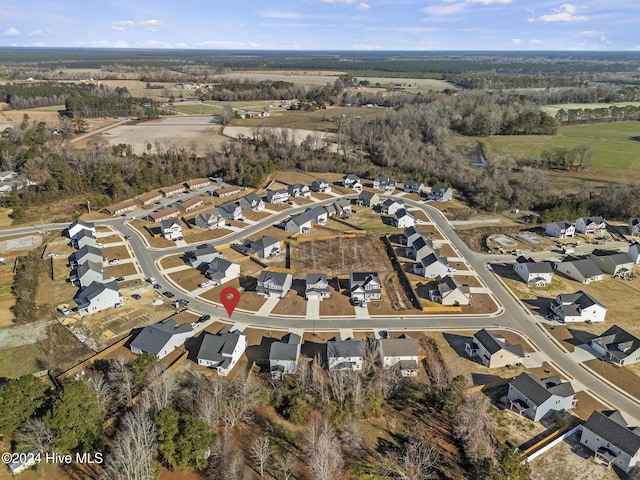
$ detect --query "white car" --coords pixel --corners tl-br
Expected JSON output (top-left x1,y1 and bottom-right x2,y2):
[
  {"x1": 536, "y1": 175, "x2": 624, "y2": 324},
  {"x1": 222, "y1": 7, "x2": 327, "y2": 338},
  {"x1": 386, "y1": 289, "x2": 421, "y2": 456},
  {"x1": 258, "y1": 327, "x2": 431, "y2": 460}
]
[
  {"x1": 60, "y1": 307, "x2": 71, "y2": 316},
  {"x1": 108, "y1": 259, "x2": 120, "y2": 265},
  {"x1": 447, "y1": 267, "x2": 457, "y2": 272},
  {"x1": 199, "y1": 281, "x2": 213, "y2": 289}
]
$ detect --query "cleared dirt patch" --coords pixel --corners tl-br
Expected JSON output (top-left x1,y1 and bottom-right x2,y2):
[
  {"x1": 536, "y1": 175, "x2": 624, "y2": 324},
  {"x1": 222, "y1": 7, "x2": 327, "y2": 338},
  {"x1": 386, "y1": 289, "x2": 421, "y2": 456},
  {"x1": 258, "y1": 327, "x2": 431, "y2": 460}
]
[
  {"x1": 159, "y1": 254, "x2": 187, "y2": 269},
  {"x1": 270, "y1": 282, "x2": 308, "y2": 317},
  {"x1": 584, "y1": 358, "x2": 640, "y2": 400},
  {"x1": 105, "y1": 262, "x2": 138, "y2": 278},
  {"x1": 168, "y1": 268, "x2": 205, "y2": 292},
  {"x1": 102, "y1": 245, "x2": 131, "y2": 262},
  {"x1": 319, "y1": 282, "x2": 356, "y2": 317},
  {"x1": 573, "y1": 391, "x2": 609, "y2": 421},
  {"x1": 129, "y1": 220, "x2": 175, "y2": 248},
  {"x1": 184, "y1": 228, "x2": 234, "y2": 243}
]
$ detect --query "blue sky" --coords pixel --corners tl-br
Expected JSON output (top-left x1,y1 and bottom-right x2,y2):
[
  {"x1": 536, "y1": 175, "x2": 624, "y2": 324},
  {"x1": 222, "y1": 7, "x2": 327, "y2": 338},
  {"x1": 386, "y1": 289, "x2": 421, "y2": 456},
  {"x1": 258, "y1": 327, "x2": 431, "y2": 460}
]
[{"x1": 1, "y1": 1, "x2": 640, "y2": 50}]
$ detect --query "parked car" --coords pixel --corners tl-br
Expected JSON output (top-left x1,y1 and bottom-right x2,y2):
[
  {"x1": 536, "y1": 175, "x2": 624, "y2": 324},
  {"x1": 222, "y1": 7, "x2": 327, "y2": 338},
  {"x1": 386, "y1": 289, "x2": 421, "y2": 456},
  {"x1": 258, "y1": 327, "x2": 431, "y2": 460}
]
[
  {"x1": 124, "y1": 235, "x2": 132, "y2": 240},
  {"x1": 132, "y1": 294, "x2": 141, "y2": 300},
  {"x1": 116, "y1": 276, "x2": 125, "y2": 282},
  {"x1": 153, "y1": 284, "x2": 162, "y2": 290},
  {"x1": 178, "y1": 298, "x2": 190, "y2": 306},
  {"x1": 59, "y1": 307, "x2": 70, "y2": 316},
  {"x1": 108, "y1": 259, "x2": 120, "y2": 265},
  {"x1": 199, "y1": 281, "x2": 213, "y2": 289},
  {"x1": 198, "y1": 314, "x2": 211, "y2": 323},
  {"x1": 147, "y1": 277, "x2": 157, "y2": 284},
  {"x1": 162, "y1": 291, "x2": 175, "y2": 299}
]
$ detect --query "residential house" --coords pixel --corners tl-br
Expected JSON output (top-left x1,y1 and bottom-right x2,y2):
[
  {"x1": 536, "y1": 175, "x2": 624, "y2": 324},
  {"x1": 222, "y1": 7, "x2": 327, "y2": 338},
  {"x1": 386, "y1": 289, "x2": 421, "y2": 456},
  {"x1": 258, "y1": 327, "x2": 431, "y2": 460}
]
[
  {"x1": 267, "y1": 189, "x2": 289, "y2": 204},
  {"x1": 415, "y1": 252, "x2": 449, "y2": 279},
  {"x1": 576, "y1": 216, "x2": 607, "y2": 235},
  {"x1": 404, "y1": 180, "x2": 424, "y2": 194},
  {"x1": 342, "y1": 174, "x2": 360, "y2": 189},
  {"x1": 197, "y1": 328, "x2": 247, "y2": 376},
  {"x1": 311, "y1": 178, "x2": 331, "y2": 193},
  {"x1": 550, "y1": 291, "x2": 607, "y2": 323},
  {"x1": 403, "y1": 226, "x2": 424, "y2": 246},
  {"x1": 104, "y1": 199, "x2": 137, "y2": 216},
  {"x1": 288, "y1": 183, "x2": 311, "y2": 198},
  {"x1": 379, "y1": 335, "x2": 420, "y2": 377},
  {"x1": 429, "y1": 275, "x2": 471, "y2": 306},
  {"x1": 332, "y1": 199, "x2": 352, "y2": 218},
  {"x1": 205, "y1": 258, "x2": 241, "y2": 286},
  {"x1": 184, "y1": 178, "x2": 211, "y2": 190},
  {"x1": 159, "y1": 183, "x2": 185, "y2": 197},
  {"x1": 219, "y1": 202, "x2": 243, "y2": 221},
  {"x1": 357, "y1": 190, "x2": 381, "y2": 207},
  {"x1": 161, "y1": 219, "x2": 183, "y2": 241},
  {"x1": 381, "y1": 198, "x2": 404, "y2": 215},
  {"x1": 508, "y1": 372, "x2": 576, "y2": 421},
  {"x1": 285, "y1": 211, "x2": 314, "y2": 234},
  {"x1": 129, "y1": 319, "x2": 193, "y2": 359},
  {"x1": 185, "y1": 243, "x2": 222, "y2": 269},
  {"x1": 305, "y1": 273, "x2": 331, "y2": 301},
  {"x1": 393, "y1": 208, "x2": 415, "y2": 228},
  {"x1": 349, "y1": 271, "x2": 382, "y2": 302},
  {"x1": 72, "y1": 244, "x2": 104, "y2": 267},
  {"x1": 306, "y1": 206, "x2": 328, "y2": 225},
  {"x1": 430, "y1": 185, "x2": 453, "y2": 202},
  {"x1": 407, "y1": 235, "x2": 436, "y2": 260},
  {"x1": 513, "y1": 256, "x2": 554, "y2": 286},
  {"x1": 136, "y1": 190, "x2": 163, "y2": 205},
  {"x1": 545, "y1": 221, "x2": 576, "y2": 239},
  {"x1": 580, "y1": 410, "x2": 640, "y2": 473},
  {"x1": 590, "y1": 325, "x2": 640, "y2": 366},
  {"x1": 194, "y1": 208, "x2": 225, "y2": 229},
  {"x1": 327, "y1": 338, "x2": 363, "y2": 371},
  {"x1": 237, "y1": 193, "x2": 265, "y2": 212},
  {"x1": 74, "y1": 260, "x2": 108, "y2": 288},
  {"x1": 148, "y1": 206, "x2": 181, "y2": 223},
  {"x1": 178, "y1": 197, "x2": 203, "y2": 212},
  {"x1": 250, "y1": 236, "x2": 281, "y2": 258},
  {"x1": 373, "y1": 176, "x2": 396, "y2": 192},
  {"x1": 74, "y1": 280, "x2": 123, "y2": 315},
  {"x1": 629, "y1": 217, "x2": 640, "y2": 237},
  {"x1": 590, "y1": 249, "x2": 634, "y2": 277},
  {"x1": 67, "y1": 220, "x2": 96, "y2": 240},
  {"x1": 74, "y1": 229, "x2": 97, "y2": 250},
  {"x1": 554, "y1": 257, "x2": 604, "y2": 284},
  {"x1": 465, "y1": 329, "x2": 524, "y2": 368},
  {"x1": 629, "y1": 242, "x2": 640, "y2": 264},
  {"x1": 256, "y1": 270, "x2": 293, "y2": 298},
  {"x1": 270, "y1": 333, "x2": 302, "y2": 378},
  {"x1": 214, "y1": 185, "x2": 242, "y2": 198}
]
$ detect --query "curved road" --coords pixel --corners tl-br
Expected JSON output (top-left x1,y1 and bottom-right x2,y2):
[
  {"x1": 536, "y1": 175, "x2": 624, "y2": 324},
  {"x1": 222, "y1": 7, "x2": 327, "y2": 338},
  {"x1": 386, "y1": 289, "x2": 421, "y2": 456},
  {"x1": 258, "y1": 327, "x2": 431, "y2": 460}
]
[{"x1": 2, "y1": 194, "x2": 639, "y2": 423}]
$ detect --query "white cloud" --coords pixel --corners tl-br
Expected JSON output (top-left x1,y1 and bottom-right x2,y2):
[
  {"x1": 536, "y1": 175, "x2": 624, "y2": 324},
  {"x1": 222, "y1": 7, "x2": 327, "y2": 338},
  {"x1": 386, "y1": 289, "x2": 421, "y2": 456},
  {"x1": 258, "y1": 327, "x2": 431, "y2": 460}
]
[
  {"x1": 322, "y1": 0, "x2": 356, "y2": 4},
  {"x1": 80, "y1": 40, "x2": 132, "y2": 48},
  {"x1": 140, "y1": 19, "x2": 162, "y2": 32},
  {"x1": 357, "y1": 2, "x2": 371, "y2": 10},
  {"x1": 538, "y1": 4, "x2": 587, "y2": 23},
  {"x1": 600, "y1": 35, "x2": 610, "y2": 44},
  {"x1": 511, "y1": 38, "x2": 522, "y2": 45},
  {"x1": 3, "y1": 27, "x2": 20, "y2": 37},
  {"x1": 350, "y1": 43, "x2": 383, "y2": 50},
  {"x1": 576, "y1": 30, "x2": 598, "y2": 37},
  {"x1": 468, "y1": 0, "x2": 512, "y2": 4},
  {"x1": 27, "y1": 29, "x2": 46, "y2": 37},
  {"x1": 423, "y1": 2, "x2": 466, "y2": 16},
  {"x1": 259, "y1": 10, "x2": 303, "y2": 19},
  {"x1": 112, "y1": 20, "x2": 134, "y2": 31},
  {"x1": 530, "y1": 39, "x2": 542, "y2": 44},
  {"x1": 175, "y1": 42, "x2": 189, "y2": 49},
  {"x1": 111, "y1": 19, "x2": 162, "y2": 32},
  {"x1": 197, "y1": 40, "x2": 261, "y2": 49}
]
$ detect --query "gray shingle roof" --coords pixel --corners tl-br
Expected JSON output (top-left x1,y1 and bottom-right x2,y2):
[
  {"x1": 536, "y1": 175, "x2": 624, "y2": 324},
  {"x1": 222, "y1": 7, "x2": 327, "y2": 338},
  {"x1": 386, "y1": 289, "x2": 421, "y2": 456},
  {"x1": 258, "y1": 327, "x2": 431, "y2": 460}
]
[
  {"x1": 584, "y1": 411, "x2": 640, "y2": 457},
  {"x1": 258, "y1": 270, "x2": 291, "y2": 288},
  {"x1": 510, "y1": 372, "x2": 574, "y2": 407},
  {"x1": 592, "y1": 325, "x2": 640, "y2": 362},
  {"x1": 474, "y1": 329, "x2": 524, "y2": 357},
  {"x1": 130, "y1": 320, "x2": 193, "y2": 356},
  {"x1": 559, "y1": 257, "x2": 604, "y2": 278},
  {"x1": 251, "y1": 235, "x2": 279, "y2": 250},
  {"x1": 328, "y1": 339, "x2": 362, "y2": 359},
  {"x1": 379, "y1": 337, "x2": 419, "y2": 357},
  {"x1": 516, "y1": 256, "x2": 554, "y2": 274},
  {"x1": 197, "y1": 330, "x2": 242, "y2": 364}
]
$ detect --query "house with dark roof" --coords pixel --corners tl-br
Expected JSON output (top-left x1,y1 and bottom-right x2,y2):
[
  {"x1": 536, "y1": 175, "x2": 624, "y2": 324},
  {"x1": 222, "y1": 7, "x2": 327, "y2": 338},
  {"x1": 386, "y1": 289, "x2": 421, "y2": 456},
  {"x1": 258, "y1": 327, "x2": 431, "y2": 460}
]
[
  {"x1": 305, "y1": 273, "x2": 330, "y2": 300},
  {"x1": 74, "y1": 229, "x2": 97, "y2": 250},
  {"x1": 404, "y1": 180, "x2": 424, "y2": 194},
  {"x1": 513, "y1": 256, "x2": 554, "y2": 286},
  {"x1": 74, "y1": 260, "x2": 108, "y2": 288},
  {"x1": 590, "y1": 325, "x2": 640, "y2": 366},
  {"x1": 205, "y1": 258, "x2": 241, "y2": 286},
  {"x1": 67, "y1": 220, "x2": 96, "y2": 240},
  {"x1": 256, "y1": 270, "x2": 292, "y2": 298},
  {"x1": 213, "y1": 185, "x2": 242, "y2": 198},
  {"x1": 266, "y1": 189, "x2": 289, "y2": 204},
  {"x1": 185, "y1": 243, "x2": 222, "y2": 269},
  {"x1": 285, "y1": 211, "x2": 314, "y2": 234},
  {"x1": 629, "y1": 242, "x2": 640, "y2": 264},
  {"x1": 465, "y1": 329, "x2": 524, "y2": 368},
  {"x1": 430, "y1": 185, "x2": 453, "y2": 202},
  {"x1": 576, "y1": 216, "x2": 606, "y2": 235},
  {"x1": 219, "y1": 202, "x2": 243, "y2": 220},
  {"x1": 287, "y1": 183, "x2": 311, "y2": 198},
  {"x1": 553, "y1": 257, "x2": 604, "y2": 284},
  {"x1": 250, "y1": 236, "x2": 281, "y2": 258},
  {"x1": 194, "y1": 208, "x2": 225, "y2": 229},
  {"x1": 311, "y1": 178, "x2": 331, "y2": 193},
  {"x1": 590, "y1": 249, "x2": 634, "y2": 277},
  {"x1": 148, "y1": 206, "x2": 181, "y2": 223},
  {"x1": 332, "y1": 199, "x2": 352, "y2": 218},
  {"x1": 197, "y1": 328, "x2": 247, "y2": 376},
  {"x1": 580, "y1": 410, "x2": 640, "y2": 472},
  {"x1": 74, "y1": 280, "x2": 123, "y2": 315},
  {"x1": 342, "y1": 174, "x2": 361, "y2": 189},
  {"x1": 373, "y1": 176, "x2": 396, "y2": 192},
  {"x1": 381, "y1": 198, "x2": 404, "y2": 215},
  {"x1": 393, "y1": 208, "x2": 415, "y2": 228},
  {"x1": 327, "y1": 338, "x2": 363, "y2": 371},
  {"x1": 429, "y1": 275, "x2": 471, "y2": 306},
  {"x1": 237, "y1": 193, "x2": 265, "y2": 211},
  {"x1": 349, "y1": 272, "x2": 381, "y2": 302},
  {"x1": 130, "y1": 320, "x2": 193, "y2": 359},
  {"x1": 507, "y1": 372, "x2": 576, "y2": 421},
  {"x1": 71, "y1": 244, "x2": 104, "y2": 267},
  {"x1": 403, "y1": 226, "x2": 423, "y2": 246},
  {"x1": 406, "y1": 235, "x2": 435, "y2": 260},
  {"x1": 161, "y1": 219, "x2": 182, "y2": 240},
  {"x1": 306, "y1": 206, "x2": 328, "y2": 225},
  {"x1": 415, "y1": 252, "x2": 449, "y2": 279},
  {"x1": 550, "y1": 291, "x2": 607, "y2": 323},
  {"x1": 629, "y1": 217, "x2": 640, "y2": 237},
  {"x1": 270, "y1": 333, "x2": 302, "y2": 378},
  {"x1": 379, "y1": 335, "x2": 419, "y2": 376},
  {"x1": 178, "y1": 197, "x2": 203, "y2": 212},
  {"x1": 357, "y1": 190, "x2": 381, "y2": 207},
  {"x1": 545, "y1": 221, "x2": 575, "y2": 239}
]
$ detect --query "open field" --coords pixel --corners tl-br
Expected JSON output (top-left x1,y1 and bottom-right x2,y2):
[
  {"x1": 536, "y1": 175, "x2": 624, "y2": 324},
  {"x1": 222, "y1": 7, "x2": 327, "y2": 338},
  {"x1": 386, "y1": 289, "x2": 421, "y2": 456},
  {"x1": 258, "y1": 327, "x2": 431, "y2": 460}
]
[
  {"x1": 223, "y1": 126, "x2": 336, "y2": 150},
  {"x1": 480, "y1": 121, "x2": 640, "y2": 185},
  {"x1": 542, "y1": 101, "x2": 640, "y2": 116}
]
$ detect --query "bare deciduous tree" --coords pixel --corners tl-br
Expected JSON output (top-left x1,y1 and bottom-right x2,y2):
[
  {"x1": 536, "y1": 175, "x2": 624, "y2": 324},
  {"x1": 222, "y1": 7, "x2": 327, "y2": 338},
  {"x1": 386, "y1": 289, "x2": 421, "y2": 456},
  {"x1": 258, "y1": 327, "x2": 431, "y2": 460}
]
[
  {"x1": 109, "y1": 357, "x2": 135, "y2": 405},
  {"x1": 250, "y1": 435, "x2": 272, "y2": 478},
  {"x1": 382, "y1": 439, "x2": 438, "y2": 480},
  {"x1": 15, "y1": 418, "x2": 53, "y2": 455},
  {"x1": 454, "y1": 392, "x2": 497, "y2": 461},
  {"x1": 304, "y1": 415, "x2": 344, "y2": 480},
  {"x1": 147, "y1": 365, "x2": 177, "y2": 413},
  {"x1": 276, "y1": 452, "x2": 294, "y2": 480}
]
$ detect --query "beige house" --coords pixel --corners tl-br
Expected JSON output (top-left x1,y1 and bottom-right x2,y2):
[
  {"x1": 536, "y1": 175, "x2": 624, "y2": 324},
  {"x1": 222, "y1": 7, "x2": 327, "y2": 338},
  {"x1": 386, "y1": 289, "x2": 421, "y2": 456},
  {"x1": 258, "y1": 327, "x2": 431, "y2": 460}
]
[{"x1": 465, "y1": 329, "x2": 524, "y2": 368}]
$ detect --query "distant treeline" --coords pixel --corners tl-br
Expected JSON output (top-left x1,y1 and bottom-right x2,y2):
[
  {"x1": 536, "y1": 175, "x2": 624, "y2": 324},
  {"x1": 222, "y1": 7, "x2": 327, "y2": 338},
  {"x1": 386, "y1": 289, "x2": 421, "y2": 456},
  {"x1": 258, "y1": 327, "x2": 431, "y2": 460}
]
[
  {"x1": 554, "y1": 104, "x2": 640, "y2": 124},
  {"x1": 65, "y1": 95, "x2": 160, "y2": 118}
]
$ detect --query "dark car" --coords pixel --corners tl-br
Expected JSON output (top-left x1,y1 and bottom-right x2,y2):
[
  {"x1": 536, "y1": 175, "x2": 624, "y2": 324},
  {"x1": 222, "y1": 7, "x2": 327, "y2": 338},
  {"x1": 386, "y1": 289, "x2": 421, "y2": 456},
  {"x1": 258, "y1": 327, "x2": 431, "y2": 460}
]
[
  {"x1": 124, "y1": 235, "x2": 132, "y2": 240},
  {"x1": 198, "y1": 314, "x2": 211, "y2": 323},
  {"x1": 116, "y1": 276, "x2": 125, "y2": 282},
  {"x1": 132, "y1": 294, "x2": 141, "y2": 300},
  {"x1": 178, "y1": 299, "x2": 190, "y2": 306},
  {"x1": 153, "y1": 284, "x2": 162, "y2": 290},
  {"x1": 162, "y1": 291, "x2": 175, "y2": 299}
]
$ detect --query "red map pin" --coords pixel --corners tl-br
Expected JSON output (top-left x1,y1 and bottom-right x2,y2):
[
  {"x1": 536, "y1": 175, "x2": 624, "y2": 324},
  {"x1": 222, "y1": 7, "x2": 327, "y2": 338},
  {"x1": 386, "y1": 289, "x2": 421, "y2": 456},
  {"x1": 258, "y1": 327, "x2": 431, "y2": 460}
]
[{"x1": 220, "y1": 286, "x2": 240, "y2": 318}]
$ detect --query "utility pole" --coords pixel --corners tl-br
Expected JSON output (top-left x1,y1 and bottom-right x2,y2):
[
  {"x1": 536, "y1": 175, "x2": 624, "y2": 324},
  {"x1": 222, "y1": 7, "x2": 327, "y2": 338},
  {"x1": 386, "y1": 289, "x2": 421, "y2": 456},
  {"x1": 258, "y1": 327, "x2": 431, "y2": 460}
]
[{"x1": 86, "y1": 199, "x2": 91, "y2": 215}]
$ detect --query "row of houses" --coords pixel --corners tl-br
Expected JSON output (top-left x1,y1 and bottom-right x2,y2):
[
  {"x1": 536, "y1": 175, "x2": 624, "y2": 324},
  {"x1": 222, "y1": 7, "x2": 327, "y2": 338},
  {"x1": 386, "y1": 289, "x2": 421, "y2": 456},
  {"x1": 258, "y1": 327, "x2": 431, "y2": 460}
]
[
  {"x1": 342, "y1": 174, "x2": 453, "y2": 202},
  {"x1": 285, "y1": 200, "x2": 352, "y2": 234},
  {"x1": 65, "y1": 220, "x2": 123, "y2": 315},
  {"x1": 547, "y1": 216, "x2": 640, "y2": 238},
  {"x1": 185, "y1": 243, "x2": 241, "y2": 286},
  {"x1": 402, "y1": 226, "x2": 451, "y2": 280}
]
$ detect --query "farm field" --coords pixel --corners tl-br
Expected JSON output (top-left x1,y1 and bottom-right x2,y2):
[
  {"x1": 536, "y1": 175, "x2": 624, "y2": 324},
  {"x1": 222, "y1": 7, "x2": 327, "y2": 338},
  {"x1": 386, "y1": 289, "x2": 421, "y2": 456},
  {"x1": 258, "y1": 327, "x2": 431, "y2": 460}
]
[
  {"x1": 541, "y1": 101, "x2": 640, "y2": 115},
  {"x1": 479, "y1": 121, "x2": 640, "y2": 185}
]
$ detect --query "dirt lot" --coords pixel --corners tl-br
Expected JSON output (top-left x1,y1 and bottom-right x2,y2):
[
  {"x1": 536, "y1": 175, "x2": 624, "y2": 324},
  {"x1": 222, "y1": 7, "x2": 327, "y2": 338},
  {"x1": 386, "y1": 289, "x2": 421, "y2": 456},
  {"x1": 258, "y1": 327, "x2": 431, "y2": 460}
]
[
  {"x1": 159, "y1": 254, "x2": 187, "y2": 269},
  {"x1": 319, "y1": 282, "x2": 356, "y2": 316},
  {"x1": 269, "y1": 281, "x2": 308, "y2": 316},
  {"x1": 102, "y1": 245, "x2": 131, "y2": 262},
  {"x1": 35, "y1": 258, "x2": 78, "y2": 307},
  {"x1": 184, "y1": 228, "x2": 234, "y2": 243},
  {"x1": 335, "y1": 208, "x2": 396, "y2": 235},
  {"x1": 128, "y1": 220, "x2": 175, "y2": 248},
  {"x1": 105, "y1": 262, "x2": 138, "y2": 278},
  {"x1": 584, "y1": 358, "x2": 640, "y2": 400},
  {"x1": 168, "y1": 268, "x2": 205, "y2": 292},
  {"x1": 100, "y1": 234, "x2": 123, "y2": 244}
]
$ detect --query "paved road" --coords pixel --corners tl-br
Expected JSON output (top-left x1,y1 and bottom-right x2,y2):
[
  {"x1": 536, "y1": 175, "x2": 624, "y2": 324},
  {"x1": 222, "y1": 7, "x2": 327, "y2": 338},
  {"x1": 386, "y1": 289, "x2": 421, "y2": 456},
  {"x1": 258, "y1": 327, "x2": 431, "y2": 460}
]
[{"x1": 2, "y1": 194, "x2": 639, "y2": 423}]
